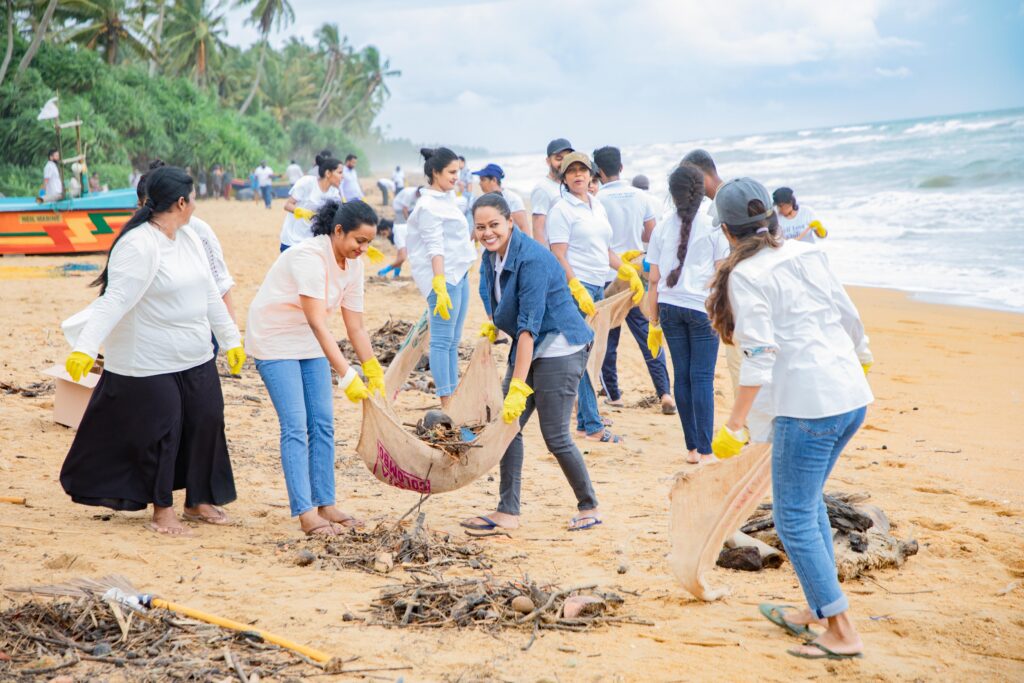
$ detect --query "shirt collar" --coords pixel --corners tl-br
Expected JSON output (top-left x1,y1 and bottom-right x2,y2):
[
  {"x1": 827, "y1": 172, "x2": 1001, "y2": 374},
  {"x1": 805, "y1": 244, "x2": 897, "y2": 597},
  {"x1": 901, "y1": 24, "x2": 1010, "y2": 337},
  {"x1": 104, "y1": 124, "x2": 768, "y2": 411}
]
[
  {"x1": 601, "y1": 179, "x2": 627, "y2": 189},
  {"x1": 563, "y1": 192, "x2": 593, "y2": 209}
]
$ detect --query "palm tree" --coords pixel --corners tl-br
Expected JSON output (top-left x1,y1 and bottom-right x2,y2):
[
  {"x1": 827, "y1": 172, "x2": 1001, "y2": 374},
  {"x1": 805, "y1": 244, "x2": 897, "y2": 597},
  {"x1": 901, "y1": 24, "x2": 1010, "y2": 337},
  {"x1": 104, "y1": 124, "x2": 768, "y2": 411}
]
[
  {"x1": 313, "y1": 22, "x2": 350, "y2": 124},
  {"x1": 61, "y1": 0, "x2": 152, "y2": 65},
  {"x1": 0, "y1": 0, "x2": 15, "y2": 86},
  {"x1": 335, "y1": 46, "x2": 399, "y2": 132},
  {"x1": 234, "y1": 0, "x2": 294, "y2": 115},
  {"x1": 259, "y1": 51, "x2": 315, "y2": 126},
  {"x1": 14, "y1": 0, "x2": 60, "y2": 77},
  {"x1": 162, "y1": 0, "x2": 228, "y2": 87}
]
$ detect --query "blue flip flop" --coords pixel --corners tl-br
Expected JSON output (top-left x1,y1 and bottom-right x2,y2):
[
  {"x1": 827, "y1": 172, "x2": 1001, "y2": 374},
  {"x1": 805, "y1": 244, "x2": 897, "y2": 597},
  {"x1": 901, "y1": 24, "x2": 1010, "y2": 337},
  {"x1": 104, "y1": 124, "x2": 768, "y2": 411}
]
[
  {"x1": 460, "y1": 516, "x2": 499, "y2": 531},
  {"x1": 568, "y1": 515, "x2": 603, "y2": 531}
]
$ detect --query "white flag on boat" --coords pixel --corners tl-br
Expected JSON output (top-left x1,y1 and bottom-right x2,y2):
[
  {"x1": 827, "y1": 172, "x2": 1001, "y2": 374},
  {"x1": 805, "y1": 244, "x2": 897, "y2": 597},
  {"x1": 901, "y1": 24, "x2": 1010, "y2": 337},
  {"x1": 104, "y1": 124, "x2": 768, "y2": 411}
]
[{"x1": 37, "y1": 97, "x2": 59, "y2": 121}]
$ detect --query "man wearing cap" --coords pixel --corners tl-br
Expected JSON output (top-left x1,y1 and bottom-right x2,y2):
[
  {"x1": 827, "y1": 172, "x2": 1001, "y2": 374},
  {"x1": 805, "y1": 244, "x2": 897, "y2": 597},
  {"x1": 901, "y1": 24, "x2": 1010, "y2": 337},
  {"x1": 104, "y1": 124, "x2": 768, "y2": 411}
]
[
  {"x1": 530, "y1": 138, "x2": 573, "y2": 246},
  {"x1": 472, "y1": 163, "x2": 531, "y2": 237},
  {"x1": 682, "y1": 148, "x2": 741, "y2": 397},
  {"x1": 632, "y1": 174, "x2": 663, "y2": 230},
  {"x1": 592, "y1": 146, "x2": 674, "y2": 414}
]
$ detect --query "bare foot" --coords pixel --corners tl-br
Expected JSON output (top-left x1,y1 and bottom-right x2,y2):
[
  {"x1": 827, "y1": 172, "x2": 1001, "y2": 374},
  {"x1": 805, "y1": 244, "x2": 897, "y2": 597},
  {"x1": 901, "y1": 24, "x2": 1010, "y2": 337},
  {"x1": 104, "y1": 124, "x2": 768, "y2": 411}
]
[
  {"x1": 183, "y1": 504, "x2": 232, "y2": 525},
  {"x1": 460, "y1": 510, "x2": 519, "y2": 530},
  {"x1": 686, "y1": 449, "x2": 700, "y2": 464},
  {"x1": 789, "y1": 623, "x2": 864, "y2": 658},
  {"x1": 318, "y1": 505, "x2": 364, "y2": 528},
  {"x1": 147, "y1": 506, "x2": 194, "y2": 536}
]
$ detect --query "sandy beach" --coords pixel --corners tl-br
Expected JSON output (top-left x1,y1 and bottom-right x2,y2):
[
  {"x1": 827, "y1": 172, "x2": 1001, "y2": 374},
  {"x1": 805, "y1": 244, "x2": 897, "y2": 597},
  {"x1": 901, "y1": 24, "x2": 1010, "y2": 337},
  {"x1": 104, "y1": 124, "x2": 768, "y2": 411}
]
[{"x1": 1, "y1": 193, "x2": 1022, "y2": 682}]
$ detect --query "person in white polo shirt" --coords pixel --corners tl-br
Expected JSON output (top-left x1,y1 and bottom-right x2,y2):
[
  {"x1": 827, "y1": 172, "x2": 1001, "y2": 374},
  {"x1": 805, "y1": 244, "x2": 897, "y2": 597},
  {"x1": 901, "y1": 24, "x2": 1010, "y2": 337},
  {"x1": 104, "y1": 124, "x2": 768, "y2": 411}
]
[
  {"x1": 392, "y1": 185, "x2": 421, "y2": 220},
  {"x1": 341, "y1": 154, "x2": 364, "y2": 200},
  {"x1": 41, "y1": 148, "x2": 63, "y2": 202},
  {"x1": 285, "y1": 160, "x2": 304, "y2": 187},
  {"x1": 254, "y1": 161, "x2": 276, "y2": 209},
  {"x1": 279, "y1": 155, "x2": 343, "y2": 252},
  {"x1": 592, "y1": 146, "x2": 673, "y2": 414},
  {"x1": 547, "y1": 152, "x2": 644, "y2": 445},
  {"x1": 530, "y1": 138, "x2": 572, "y2": 245},
  {"x1": 471, "y1": 163, "x2": 531, "y2": 237}
]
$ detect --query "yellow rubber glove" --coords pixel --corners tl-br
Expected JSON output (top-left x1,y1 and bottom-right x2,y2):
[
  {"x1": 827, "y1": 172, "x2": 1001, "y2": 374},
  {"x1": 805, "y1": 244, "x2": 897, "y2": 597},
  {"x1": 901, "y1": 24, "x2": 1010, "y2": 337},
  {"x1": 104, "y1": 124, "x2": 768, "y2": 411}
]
[
  {"x1": 862, "y1": 361, "x2": 872, "y2": 375},
  {"x1": 619, "y1": 249, "x2": 644, "y2": 265},
  {"x1": 617, "y1": 264, "x2": 645, "y2": 304},
  {"x1": 361, "y1": 357, "x2": 385, "y2": 396},
  {"x1": 711, "y1": 425, "x2": 749, "y2": 460},
  {"x1": 502, "y1": 378, "x2": 534, "y2": 424},
  {"x1": 431, "y1": 275, "x2": 453, "y2": 320},
  {"x1": 65, "y1": 351, "x2": 95, "y2": 382},
  {"x1": 647, "y1": 323, "x2": 664, "y2": 359},
  {"x1": 339, "y1": 368, "x2": 369, "y2": 403},
  {"x1": 479, "y1": 321, "x2": 498, "y2": 343},
  {"x1": 568, "y1": 278, "x2": 596, "y2": 316},
  {"x1": 366, "y1": 245, "x2": 385, "y2": 264},
  {"x1": 293, "y1": 207, "x2": 315, "y2": 221},
  {"x1": 809, "y1": 220, "x2": 828, "y2": 239},
  {"x1": 226, "y1": 346, "x2": 246, "y2": 375}
]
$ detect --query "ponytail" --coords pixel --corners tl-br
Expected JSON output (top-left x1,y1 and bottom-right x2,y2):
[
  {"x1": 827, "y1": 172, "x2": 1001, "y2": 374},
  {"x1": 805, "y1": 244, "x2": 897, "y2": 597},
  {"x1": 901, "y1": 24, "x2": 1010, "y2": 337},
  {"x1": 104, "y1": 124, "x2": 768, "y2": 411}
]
[
  {"x1": 665, "y1": 163, "x2": 705, "y2": 288},
  {"x1": 91, "y1": 166, "x2": 193, "y2": 294},
  {"x1": 706, "y1": 199, "x2": 782, "y2": 345},
  {"x1": 312, "y1": 199, "x2": 379, "y2": 237},
  {"x1": 421, "y1": 146, "x2": 458, "y2": 184},
  {"x1": 316, "y1": 156, "x2": 342, "y2": 178}
]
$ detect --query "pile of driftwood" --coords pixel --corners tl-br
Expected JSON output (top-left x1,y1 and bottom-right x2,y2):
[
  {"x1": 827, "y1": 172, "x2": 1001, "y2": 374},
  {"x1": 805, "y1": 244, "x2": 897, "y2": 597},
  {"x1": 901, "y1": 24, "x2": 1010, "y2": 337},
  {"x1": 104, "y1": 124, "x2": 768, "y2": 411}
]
[
  {"x1": 0, "y1": 380, "x2": 53, "y2": 398},
  {"x1": 291, "y1": 513, "x2": 490, "y2": 575},
  {"x1": 371, "y1": 577, "x2": 650, "y2": 636},
  {"x1": 740, "y1": 491, "x2": 919, "y2": 580},
  {"x1": 0, "y1": 596, "x2": 321, "y2": 681},
  {"x1": 337, "y1": 318, "x2": 417, "y2": 366}
]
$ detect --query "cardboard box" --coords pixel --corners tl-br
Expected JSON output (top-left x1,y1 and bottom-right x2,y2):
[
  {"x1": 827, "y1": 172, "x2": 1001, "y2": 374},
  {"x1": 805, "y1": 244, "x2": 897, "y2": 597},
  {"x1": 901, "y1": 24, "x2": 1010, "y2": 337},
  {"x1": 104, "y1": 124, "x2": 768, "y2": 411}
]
[{"x1": 41, "y1": 365, "x2": 101, "y2": 430}]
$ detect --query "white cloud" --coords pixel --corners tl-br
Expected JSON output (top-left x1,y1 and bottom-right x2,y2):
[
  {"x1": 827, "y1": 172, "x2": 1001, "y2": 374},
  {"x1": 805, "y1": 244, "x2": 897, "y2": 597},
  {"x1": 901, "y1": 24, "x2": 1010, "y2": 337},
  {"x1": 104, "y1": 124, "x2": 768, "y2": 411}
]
[{"x1": 875, "y1": 66, "x2": 912, "y2": 78}]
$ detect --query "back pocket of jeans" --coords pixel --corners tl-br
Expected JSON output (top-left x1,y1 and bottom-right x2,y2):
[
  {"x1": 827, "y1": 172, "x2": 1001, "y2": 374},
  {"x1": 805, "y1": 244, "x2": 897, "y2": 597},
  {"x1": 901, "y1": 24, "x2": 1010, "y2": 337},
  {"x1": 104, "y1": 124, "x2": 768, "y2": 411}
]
[{"x1": 795, "y1": 419, "x2": 840, "y2": 438}]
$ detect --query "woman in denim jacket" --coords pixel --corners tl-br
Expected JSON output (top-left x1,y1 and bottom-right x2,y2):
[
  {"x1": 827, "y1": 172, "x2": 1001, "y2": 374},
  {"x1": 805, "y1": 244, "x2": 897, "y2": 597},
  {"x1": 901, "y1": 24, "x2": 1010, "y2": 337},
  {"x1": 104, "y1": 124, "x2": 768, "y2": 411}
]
[{"x1": 460, "y1": 193, "x2": 603, "y2": 532}]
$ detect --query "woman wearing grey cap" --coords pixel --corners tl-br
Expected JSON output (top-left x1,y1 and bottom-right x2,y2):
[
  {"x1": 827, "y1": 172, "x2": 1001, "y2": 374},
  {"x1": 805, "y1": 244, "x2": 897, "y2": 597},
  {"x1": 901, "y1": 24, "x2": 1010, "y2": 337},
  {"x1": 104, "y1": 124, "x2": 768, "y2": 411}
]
[{"x1": 706, "y1": 177, "x2": 873, "y2": 661}]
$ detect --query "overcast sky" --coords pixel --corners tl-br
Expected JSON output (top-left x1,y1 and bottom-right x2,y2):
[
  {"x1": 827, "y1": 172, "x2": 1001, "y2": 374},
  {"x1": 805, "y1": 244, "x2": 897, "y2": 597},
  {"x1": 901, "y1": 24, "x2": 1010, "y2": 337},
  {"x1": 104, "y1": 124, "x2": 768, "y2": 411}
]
[{"x1": 225, "y1": 0, "x2": 1024, "y2": 153}]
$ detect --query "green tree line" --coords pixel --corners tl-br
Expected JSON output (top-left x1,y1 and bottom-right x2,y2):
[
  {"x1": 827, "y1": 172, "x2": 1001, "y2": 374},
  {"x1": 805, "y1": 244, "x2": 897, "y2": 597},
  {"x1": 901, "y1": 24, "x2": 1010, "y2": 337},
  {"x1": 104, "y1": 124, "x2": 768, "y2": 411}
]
[{"x1": 0, "y1": 0, "x2": 398, "y2": 196}]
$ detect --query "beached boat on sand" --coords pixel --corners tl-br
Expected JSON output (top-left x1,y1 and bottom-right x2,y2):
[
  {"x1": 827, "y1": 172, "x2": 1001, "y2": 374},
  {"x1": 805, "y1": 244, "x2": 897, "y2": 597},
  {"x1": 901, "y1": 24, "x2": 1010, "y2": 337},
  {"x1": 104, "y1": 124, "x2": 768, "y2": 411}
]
[{"x1": 0, "y1": 189, "x2": 137, "y2": 256}]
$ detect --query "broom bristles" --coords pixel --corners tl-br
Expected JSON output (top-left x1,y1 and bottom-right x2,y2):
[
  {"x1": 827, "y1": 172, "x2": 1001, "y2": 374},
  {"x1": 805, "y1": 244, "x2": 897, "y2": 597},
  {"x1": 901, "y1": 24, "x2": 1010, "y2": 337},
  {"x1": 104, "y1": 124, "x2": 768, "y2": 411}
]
[{"x1": 5, "y1": 574, "x2": 140, "y2": 598}]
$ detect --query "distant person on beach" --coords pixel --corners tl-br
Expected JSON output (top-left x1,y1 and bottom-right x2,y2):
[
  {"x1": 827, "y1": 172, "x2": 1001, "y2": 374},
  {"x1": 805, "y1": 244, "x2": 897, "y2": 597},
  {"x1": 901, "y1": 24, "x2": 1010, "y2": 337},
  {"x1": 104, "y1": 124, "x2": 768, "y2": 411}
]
[
  {"x1": 280, "y1": 154, "x2": 343, "y2": 252},
  {"x1": 376, "y1": 176, "x2": 395, "y2": 206},
  {"x1": 211, "y1": 165, "x2": 224, "y2": 199},
  {"x1": 645, "y1": 163, "x2": 728, "y2": 463},
  {"x1": 471, "y1": 163, "x2": 530, "y2": 236},
  {"x1": 341, "y1": 154, "x2": 364, "y2": 200},
  {"x1": 632, "y1": 173, "x2": 663, "y2": 226},
  {"x1": 707, "y1": 177, "x2": 872, "y2": 661},
  {"x1": 460, "y1": 193, "x2": 601, "y2": 533},
  {"x1": 592, "y1": 146, "x2": 672, "y2": 414},
  {"x1": 547, "y1": 152, "x2": 644, "y2": 445},
  {"x1": 377, "y1": 218, "x2": 407, "y2": 278},
  {"x1": 89, "y1": 172, "x2": 102, "y2": 194},
  {"x1": 285, "y1": 160, "x2": 304, "y2": 186},
  {"x1": 392, "y1": 165, "x2": 405, "y2": 191},
  {"x1": 41, "y1": 148, "x2": 62, "y2": 202},
  {"x1": 530, "y1": 138, "x2": 572, "y2": 245},
  {"x1": 222, "y1": 167, "x2": 233, "y2": 199},
  {"x1": 772, "y1": 187, "x2": 828, "y2": 242},
  {"x1": 254, "y1": 162, "x2": 276, "y2": 208},
  {"x1": 246, "y1": 200, "x2": 382, "y2": 537},
  {"x1": 392, "y1": 185, "x2": 421, "y2": 220},
  {"x1": 682, "y1": 148, "x2": 741, "y2": 396},
  {"x1": 406, "y1": 147, "x2": 476, "y2": 409},
  {"x1": 60, "y1": 166, "x2": 245, "y2": 536}
]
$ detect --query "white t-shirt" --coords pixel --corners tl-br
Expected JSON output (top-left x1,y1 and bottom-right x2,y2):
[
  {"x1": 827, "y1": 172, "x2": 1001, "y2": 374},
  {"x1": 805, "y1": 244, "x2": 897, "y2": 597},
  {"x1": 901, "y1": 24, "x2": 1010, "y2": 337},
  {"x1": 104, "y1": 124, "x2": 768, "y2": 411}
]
[
  {"x1": 393, "y1": 223, "x2": 408, "y2": 250},
  {"x1": 597, "y1": 179, "x2": 656, "y2": 281},
  {"x1": 392, "y1": 187, "x2": 419, "y2": 218},
  {"x1": 778, "y1": 206, "x2": 820, "y2": 243},
  {"x1": 392, "y1": 168, "x2": 405, "y2": 188},
  {"x1": 73, "y1": 224, "x2": 240, "y2": 377},
  {"x1": 341, "y1": 166, "x2": 363, "y2": 200},
  {"x1": 254, "y1": 166, "x2": 274, "y2": 187},
  {"x1": 501, "y1": 188, "x2": 526, "y2": 214},
  {"x1": 647, "y1": 209, "x2": 729, "y2": 312},
  {"x1": 406, "y1": 188, "x2": 476, "y2": 297},
  {"x1": 546, "y1": 193, "x2": 613, "y2": 287},
  {"x1": 378, "y1": 177, "x2": 396, "y2": 193},
  {"x1": 246, "y1": 235, "x2": 365, "y2": 360},
  {"x1": 279, "y1": 176, "x2": 341, "y2": 247},
  {"x1": 285, "y1": 163, "x2": 304, "y2": 184},
  {"x1": 529, "y1": 176, "x2": 563, "y2": 216},
  {"x1": 43, "y1": 160, "x2": 62, "y2": 197},
  {"x1": 188, "y1": 216, "x2": 235, "y2": 296}
]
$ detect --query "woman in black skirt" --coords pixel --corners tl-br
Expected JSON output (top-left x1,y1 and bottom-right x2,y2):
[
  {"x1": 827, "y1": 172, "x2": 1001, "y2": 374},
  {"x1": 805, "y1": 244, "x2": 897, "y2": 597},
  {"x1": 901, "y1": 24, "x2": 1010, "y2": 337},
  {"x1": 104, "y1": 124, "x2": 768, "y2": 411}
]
[{"x1": 60, "y1": 166, "x2": 246, "y2": 536}]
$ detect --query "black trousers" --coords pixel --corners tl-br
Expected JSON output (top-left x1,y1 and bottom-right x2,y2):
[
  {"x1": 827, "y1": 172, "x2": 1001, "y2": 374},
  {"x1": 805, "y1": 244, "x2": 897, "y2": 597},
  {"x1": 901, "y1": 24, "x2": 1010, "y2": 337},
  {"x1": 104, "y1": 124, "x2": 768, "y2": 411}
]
[{"x1": 60, "y1": 358, "x2": 236, "y2": 510}]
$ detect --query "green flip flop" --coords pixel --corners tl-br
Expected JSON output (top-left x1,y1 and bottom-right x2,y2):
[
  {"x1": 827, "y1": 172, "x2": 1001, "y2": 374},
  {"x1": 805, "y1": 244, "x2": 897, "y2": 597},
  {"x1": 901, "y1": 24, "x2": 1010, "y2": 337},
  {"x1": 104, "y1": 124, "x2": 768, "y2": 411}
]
[
  {"x1": 759, "y1": 603, "x2": 815, "y2": 638},
  {"x1": 787, "y1": 641, "x2": 864, "y2": 661}
]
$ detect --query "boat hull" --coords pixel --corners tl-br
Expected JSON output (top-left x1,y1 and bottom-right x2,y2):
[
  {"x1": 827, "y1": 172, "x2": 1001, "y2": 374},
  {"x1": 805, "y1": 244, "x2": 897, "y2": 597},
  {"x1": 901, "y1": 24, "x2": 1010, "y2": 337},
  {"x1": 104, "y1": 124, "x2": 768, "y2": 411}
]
[{"x1": 0, "y1": 190, "x2": 137, "y2": 256}]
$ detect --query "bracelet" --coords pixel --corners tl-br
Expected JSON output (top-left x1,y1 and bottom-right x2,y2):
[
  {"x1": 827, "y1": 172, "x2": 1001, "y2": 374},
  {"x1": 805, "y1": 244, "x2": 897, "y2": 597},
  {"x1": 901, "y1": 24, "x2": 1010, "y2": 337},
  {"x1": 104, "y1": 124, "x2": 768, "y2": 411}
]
[{"x1": 338, "y1": 367, "x2": 357, "y2": 390}]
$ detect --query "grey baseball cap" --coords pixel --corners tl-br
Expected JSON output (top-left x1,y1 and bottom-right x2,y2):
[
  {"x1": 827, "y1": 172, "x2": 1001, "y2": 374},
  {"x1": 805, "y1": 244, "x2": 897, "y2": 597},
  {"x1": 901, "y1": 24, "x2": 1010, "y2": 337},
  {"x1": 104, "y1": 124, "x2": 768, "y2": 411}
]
[
  {"x1": 546, "y1": 138, "x2": 573, "y2": 156},
  {"x1": 631, "y1": 174, "x2": 650, "y2": 190},
  {"x1": 714, "y1": 177, "x2": 774, "y2": 229}
]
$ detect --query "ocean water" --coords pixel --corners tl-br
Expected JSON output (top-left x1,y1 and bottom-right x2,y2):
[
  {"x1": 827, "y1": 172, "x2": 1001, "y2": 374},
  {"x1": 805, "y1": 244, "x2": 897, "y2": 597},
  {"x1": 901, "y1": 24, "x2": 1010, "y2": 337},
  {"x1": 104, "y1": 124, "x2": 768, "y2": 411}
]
[{"x1": 495, "y1": 108, "x2": 1024, "y2": 313}]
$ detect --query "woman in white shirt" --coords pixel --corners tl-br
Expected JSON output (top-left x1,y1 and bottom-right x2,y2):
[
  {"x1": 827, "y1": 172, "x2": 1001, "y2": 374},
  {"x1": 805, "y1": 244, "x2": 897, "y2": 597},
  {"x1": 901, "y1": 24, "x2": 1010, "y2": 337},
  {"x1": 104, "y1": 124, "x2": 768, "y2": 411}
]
[
  {"x1": 405, "y1": 147, "x2": 477, "y2": 408},
  {"x1": 547, "y1": 152, "x2": 643, "y2": 444},
  {"x1": 772, "y1": 186, "x2": 827, "y2": 243},
  {"x1": 645, "y1": 164, "x2": 729, "y2": 463},
  {"x1": 60, "y1": 167, "x2": 246, "y2": 537},
  {"x1": 707, "y1": 178, "x2": 872, "y2": 661},
  {"x1": 376, "y1": 219, "x2": 407, "y2": 278},
  {"x1": 247, "y1": 199, "x2": 383, "y2": 537},
  {"x1": 279, "y1": 154, "x2": 344, "y2": 252}
]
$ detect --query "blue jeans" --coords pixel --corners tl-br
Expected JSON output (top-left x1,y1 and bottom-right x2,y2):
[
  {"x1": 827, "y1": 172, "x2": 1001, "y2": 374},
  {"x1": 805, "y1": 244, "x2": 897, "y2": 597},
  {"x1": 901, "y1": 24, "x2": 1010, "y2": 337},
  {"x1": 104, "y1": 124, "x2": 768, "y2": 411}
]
[
  {"x1": 426, "y1": 275, "x2": 470, "y2": 397},
  {"x1": 601, "y1": 302, "x2": 670, "y2": 401},
  {"x1": 660, "y1": 304, "x2": 719, "y2": 454},
  {"x1": 773, "y1": 406, "x2": 867, "y2": 619},
  {"x1": 575, "y1": 281, "x2": 605, "y2": 435},
  {"x1": 260, "y1": 185, "x2": 273, "y2": 208},
  {"x1": 255, "y1": 357, "x2": 335, "y2": 517}
]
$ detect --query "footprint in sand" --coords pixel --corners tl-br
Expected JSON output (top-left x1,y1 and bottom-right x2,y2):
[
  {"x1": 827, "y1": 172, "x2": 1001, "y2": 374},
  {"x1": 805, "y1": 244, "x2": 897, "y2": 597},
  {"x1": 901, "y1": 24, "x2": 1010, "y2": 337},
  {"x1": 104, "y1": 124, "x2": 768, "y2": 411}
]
[{"x1": 912, "y1": 517, "x2": 953, "y2": 531}]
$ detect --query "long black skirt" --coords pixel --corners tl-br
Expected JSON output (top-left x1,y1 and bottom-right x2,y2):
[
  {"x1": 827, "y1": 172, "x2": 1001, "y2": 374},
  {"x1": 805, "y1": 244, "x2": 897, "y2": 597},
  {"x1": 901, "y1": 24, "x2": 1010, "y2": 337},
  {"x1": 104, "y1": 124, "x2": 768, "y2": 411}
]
[{"x1": 60, "y1": 358, "x2": 237, "y2": 511}]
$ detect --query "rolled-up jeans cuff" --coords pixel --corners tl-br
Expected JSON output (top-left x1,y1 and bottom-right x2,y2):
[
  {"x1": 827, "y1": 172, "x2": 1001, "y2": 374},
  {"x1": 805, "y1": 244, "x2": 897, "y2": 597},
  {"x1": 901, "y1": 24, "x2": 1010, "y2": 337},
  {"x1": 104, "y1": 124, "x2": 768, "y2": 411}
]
[{"x1": 816, "y1": 594, "x2": 849, "y2": 619}]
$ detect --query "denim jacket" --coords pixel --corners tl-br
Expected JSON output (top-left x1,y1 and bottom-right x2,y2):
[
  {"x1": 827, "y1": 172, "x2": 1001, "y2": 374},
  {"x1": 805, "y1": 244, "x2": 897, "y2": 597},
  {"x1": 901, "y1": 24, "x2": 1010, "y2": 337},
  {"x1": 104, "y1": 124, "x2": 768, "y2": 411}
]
[{"x1": 479, "y1": 228, "x2": 594, "y2": 360}]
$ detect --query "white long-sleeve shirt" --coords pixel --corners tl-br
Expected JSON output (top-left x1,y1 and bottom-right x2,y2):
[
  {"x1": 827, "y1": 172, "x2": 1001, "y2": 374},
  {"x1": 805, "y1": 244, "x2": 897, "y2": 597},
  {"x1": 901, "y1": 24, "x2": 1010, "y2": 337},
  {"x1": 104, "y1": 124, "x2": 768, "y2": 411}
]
[
  {"x1": 729, "y1": 239, "x2": 872, "y2": 440},
  {"x1": 189, "y1": 216, "x2": 235, "y2": 296},
  {"x1": 72, "y1": 223, "x2": 241, "y2": 377},
  {"x1": 405, "y1": 188, "x2": 475, "y2": 297}
]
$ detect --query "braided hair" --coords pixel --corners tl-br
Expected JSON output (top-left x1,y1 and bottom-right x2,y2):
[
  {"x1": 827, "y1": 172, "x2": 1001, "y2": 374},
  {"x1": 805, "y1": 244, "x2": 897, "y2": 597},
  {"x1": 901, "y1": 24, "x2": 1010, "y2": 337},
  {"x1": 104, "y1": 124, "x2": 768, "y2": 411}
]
[{"x1": 664, "y1": 163, "x2": 706, "y2": 288}]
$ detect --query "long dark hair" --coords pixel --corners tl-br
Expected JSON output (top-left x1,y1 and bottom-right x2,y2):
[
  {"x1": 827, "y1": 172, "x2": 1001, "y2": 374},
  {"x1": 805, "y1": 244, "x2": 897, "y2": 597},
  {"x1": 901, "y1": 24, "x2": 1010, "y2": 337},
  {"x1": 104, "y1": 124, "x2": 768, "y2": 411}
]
[
  {"x1": 706, "y1": 199, "x2": 782, "y2": 345},
  {"x1": 665, "y1": 163, "x2": 706, "y2": 288},
  {"x1": 92, "y1": 166, "x2": 193, "y2": 294},
  {"x1": 472, "y1": 192, "x2": 511, "y2": 221},
  {"x1": 421, "y1": 147, "x2": 458, "y2": 185},
  {"x1": 312, "y1": 199, "x2": 379, "y2": 237},
  {"x1": 316, "y1": 156, "x2": 342, "y2": 178}
]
